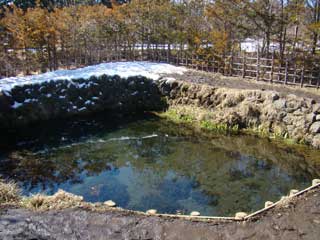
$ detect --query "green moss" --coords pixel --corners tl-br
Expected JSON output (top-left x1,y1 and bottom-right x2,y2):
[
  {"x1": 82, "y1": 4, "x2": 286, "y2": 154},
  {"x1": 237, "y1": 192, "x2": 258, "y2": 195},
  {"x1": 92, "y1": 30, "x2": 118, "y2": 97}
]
[
  {"x1": 157, "y1": 105, "x2": 312, "y2": 148},
  {"x1": 158, "y1": 108, "x2": 239, "y2": 134},
  {"x1": 200, "y1": 120, "x2": 239, "y2": 134},
  {"x1": 160, "y1": 108, "x2": 194, "y2": 124}
]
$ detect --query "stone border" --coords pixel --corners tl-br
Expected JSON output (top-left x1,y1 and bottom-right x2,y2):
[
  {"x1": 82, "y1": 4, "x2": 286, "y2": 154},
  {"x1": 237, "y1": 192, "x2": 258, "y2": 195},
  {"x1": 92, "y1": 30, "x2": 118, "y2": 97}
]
[{"x1": 116, "y1": 179, "x2": 320, "y2": 222}]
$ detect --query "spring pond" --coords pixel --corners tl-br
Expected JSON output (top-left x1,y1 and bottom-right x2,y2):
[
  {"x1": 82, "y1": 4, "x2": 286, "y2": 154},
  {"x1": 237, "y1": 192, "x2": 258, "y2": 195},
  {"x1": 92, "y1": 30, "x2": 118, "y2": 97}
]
[{"x1": 0, "y1": 113, "x2": 319, "y2": 216}]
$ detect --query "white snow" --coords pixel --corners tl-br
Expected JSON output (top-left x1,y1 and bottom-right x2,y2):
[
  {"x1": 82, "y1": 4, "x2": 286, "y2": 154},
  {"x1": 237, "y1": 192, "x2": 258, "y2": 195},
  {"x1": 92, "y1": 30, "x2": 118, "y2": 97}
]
[
  {"x1": 0, "y1": 61, "x2": 188, "y2": 91},
  {"x1": 78, "y1": 107, "x2": 87, "y2": 111},
  {"x1": 12, "y1": 101, "x2": 23, "y2": 109}
]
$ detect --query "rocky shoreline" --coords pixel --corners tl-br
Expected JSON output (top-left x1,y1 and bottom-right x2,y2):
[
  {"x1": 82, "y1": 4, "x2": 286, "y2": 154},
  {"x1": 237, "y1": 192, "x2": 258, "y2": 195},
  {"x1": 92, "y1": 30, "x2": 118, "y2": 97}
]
[
  {"x1": 1, "y1": 185, "x2": 319, "y2": 240},
  {"x1": 158, "y1": 78, "x2": 320, "y2": 149},
  {"x1": 0, "y1": 74, "x2": 320, "y2": 149}
]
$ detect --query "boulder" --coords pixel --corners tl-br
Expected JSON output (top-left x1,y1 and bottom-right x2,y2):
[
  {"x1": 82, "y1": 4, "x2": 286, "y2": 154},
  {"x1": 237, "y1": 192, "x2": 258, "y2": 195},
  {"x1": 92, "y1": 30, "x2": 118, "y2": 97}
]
[{"x1": 310, "y1": 122, "x2": 320, "y2": 134}]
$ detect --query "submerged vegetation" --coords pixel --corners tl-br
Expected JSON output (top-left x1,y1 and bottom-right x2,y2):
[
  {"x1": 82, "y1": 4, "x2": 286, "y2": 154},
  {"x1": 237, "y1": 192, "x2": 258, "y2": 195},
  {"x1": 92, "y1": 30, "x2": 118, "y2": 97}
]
[{"x1": 0, "y1": 113, "x2": 319, "y2": 216}]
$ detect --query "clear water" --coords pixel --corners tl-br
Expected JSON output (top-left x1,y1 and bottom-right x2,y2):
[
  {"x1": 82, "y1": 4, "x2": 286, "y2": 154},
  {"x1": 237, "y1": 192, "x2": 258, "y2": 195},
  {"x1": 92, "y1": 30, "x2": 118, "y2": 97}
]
[{"x1": 0, "y1": 114, "x2": 319, "y2": 216}]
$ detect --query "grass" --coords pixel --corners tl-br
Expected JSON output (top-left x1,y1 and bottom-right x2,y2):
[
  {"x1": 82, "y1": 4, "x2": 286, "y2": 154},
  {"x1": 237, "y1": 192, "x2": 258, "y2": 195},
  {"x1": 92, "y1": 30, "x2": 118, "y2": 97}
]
[
  {"x1": 158, "y1": 106, "x2": 240, "y2": 134},
  {"x1": 21, "y1": 190, "x2": 84, "y2": 210},
  {"x1": 200, "y1": 120, "x2": 239, "y2": 133},
  {"x1": 0, "y1": 179, "x2": 21, "y2": 204},
  {"x1": 157, "y1": 105, "x2": 311, "y2": 147}
]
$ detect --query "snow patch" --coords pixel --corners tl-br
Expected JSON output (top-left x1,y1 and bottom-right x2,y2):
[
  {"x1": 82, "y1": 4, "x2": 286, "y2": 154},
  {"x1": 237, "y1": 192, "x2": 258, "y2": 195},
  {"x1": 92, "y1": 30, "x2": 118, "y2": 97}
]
[
  {"x1": 12, "y1": 101, "x2": 23, "y2": 109},
  {"x1": 0, "y1": 61, "x2": 188, "y2": 91}
]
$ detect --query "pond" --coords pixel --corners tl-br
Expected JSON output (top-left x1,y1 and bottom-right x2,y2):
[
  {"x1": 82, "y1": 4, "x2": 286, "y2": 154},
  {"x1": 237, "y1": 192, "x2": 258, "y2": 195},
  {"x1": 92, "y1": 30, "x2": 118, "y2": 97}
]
[{"x1": 0, "y1": 113, "x2": 319, "y2": 216}]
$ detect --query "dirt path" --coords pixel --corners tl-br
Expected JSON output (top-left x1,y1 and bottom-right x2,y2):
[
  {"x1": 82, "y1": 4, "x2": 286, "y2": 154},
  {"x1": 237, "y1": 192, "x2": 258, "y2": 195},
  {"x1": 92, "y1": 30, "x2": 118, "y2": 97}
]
[
  {"x1": 168, "y1": 70, "x2": 320, "y2": 102},
  {"x1": 0, "y1": 186, "x2": 319, "y2": 240}
]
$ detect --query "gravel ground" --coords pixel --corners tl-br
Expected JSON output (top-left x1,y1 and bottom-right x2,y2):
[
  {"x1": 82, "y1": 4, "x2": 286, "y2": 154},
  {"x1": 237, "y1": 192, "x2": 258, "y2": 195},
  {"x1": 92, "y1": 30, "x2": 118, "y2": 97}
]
[{"x1": 0, "y1": 186, "x2": 319, "y2": 240}]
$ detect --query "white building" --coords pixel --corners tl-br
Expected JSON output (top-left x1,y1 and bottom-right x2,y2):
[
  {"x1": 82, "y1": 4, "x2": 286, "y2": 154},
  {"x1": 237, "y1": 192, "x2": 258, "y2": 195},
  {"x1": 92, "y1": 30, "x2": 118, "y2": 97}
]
[{"x1": 240, "y1": 38, "x2": 280, "y2": 52}]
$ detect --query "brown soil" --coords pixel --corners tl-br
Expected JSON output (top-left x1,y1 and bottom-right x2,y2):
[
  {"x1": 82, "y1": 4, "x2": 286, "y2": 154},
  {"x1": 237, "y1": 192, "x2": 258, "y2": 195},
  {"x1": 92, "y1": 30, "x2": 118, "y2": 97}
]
[
  {"x1": 167, "y1": 70, "x2": 320, "y2": 102},
  {"x1": 0, "y1": 186, "x2": 319, "y2": 240}
]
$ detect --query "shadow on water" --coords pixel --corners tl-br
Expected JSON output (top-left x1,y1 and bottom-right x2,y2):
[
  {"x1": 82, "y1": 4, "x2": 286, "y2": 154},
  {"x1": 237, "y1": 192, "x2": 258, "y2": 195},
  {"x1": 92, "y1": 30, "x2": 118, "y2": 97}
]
[{"x1": 0, "y1": 112, "x2": 319, "y2": 216}]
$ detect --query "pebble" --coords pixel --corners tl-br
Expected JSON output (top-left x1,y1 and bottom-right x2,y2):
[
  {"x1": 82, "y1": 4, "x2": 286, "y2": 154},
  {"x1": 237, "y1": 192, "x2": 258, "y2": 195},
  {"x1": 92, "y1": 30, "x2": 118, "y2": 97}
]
[
  {"x1": 312, "y1": 179, "x2": 320, "y2": 186},
  {"x1": 235, "y1": 212, "x2": 247, "y2": 220},
  {"x1": 289, "y1": 189, "x2": 299, "y2": 196},
  {"x1": 104, "y1": 200, "x2": 116, "y2": 207},
  {"x1": 265, "y1": 201, "x2": 274, "y2": 208},
  {"x1": 146, "y1": 209, "x2": 157, "y2": 215},
  {"x1": 190, "y1": 211, "x2": 201, "y2": 217}
]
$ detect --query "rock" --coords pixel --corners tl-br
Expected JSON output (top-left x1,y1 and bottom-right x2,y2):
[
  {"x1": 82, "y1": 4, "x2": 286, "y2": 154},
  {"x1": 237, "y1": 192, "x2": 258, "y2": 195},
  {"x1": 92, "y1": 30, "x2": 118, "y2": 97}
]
[
  {"x1": 235, "y1": 212, "x2": 247, "y2": 220},
  {"x1": 280, "y1": 196, "x2": 289, "y2": 201},
  {"x1": 311, "y1": 134, "x2": 320, "y2": 148},
  {"x1": 273, "y1": 99, "x2": 286, "y2": 110},
  {"x1": 269, "y1": 92, "x2": 280, "y2": 101},
  {"x1": 306, "y1": 113, "x2": 316, "y2": 125},
  {"x1": 265, "y1": 201, "x2": 274, "y2": 208},
  {"x1": 146, "y1": 209, "x2": 157, "y2": 215},
  {"x1": 190, "y1": 211, "x2": 201, "y2": 217},
  {"x1": 293, "y1": 109, "x2": 303, "y2": 116},
  {"x1": 305, "y1": 98, "x2": 316, "y2": 108},
  {"x1": 289, "y1": 189, "x2": 299, "y2": 196},
  {"x1": 313, "y1": 103, "x2": 320, "y2": 114},
  {"x1": 312, "y1": 179, "x2": 320, "y2": 186},
  {"x1": 310, "y1": 122, "x2": 320, "y2": 134},
  {"x1": 104, "y1": 200, "x2": 116, "y2": 207},
  {"x1": 316, "y1": 114, "x2": 320, "y2": 121}
]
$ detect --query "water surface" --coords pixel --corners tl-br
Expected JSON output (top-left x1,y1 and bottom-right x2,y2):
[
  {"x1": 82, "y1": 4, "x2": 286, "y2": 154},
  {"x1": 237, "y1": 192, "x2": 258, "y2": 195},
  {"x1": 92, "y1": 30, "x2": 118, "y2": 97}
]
[{"x1": 0, "y1": 114, "x2": 319, "y2": 216}]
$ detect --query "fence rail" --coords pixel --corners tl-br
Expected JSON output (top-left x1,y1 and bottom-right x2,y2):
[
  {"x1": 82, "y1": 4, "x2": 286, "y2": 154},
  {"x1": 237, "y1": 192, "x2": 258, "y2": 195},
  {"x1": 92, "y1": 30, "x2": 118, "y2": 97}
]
[
  {"x1": 141, "y1": 49, "x2": 320, "y2": 89},
  {"x1": 1, "y1": 47, "x2": 320, "y2": 89},
  {"x1": 101, "y1": 47, "x2": 320, "y2": 89}
]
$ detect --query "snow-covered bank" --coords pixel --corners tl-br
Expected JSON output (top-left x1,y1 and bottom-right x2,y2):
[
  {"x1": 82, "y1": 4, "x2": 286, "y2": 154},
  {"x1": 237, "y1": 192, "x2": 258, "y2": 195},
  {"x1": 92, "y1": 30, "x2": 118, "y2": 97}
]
[
  {"x1": 0, "y1": 62, "x2": 187, "y2": 91},
  {"x1": 0, "y1": 74, "x2": 166, "y2": 128}
]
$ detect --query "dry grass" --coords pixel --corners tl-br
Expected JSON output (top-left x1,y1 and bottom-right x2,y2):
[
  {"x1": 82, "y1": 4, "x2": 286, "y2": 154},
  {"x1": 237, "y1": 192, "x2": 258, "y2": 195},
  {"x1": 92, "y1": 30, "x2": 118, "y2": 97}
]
[
  {"x1": 23, "y1": 189, "x2": 85, "y2": 210},
  {"x1": 0, "y1": 179, "x2": 21, "y2": 204}
]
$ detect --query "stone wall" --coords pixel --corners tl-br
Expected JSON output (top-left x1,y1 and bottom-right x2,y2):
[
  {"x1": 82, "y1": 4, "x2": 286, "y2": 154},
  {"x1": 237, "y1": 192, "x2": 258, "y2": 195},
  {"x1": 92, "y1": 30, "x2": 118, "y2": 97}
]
[
  {"x1": 0, "y1": 75, "x2": 164, "y2": 129},
  {"x1": 158, "y1": 79, "x2": 320, "y2": 149},
  {"x1": 1, "y1": 74, "x2": 320, "y2": 149}
]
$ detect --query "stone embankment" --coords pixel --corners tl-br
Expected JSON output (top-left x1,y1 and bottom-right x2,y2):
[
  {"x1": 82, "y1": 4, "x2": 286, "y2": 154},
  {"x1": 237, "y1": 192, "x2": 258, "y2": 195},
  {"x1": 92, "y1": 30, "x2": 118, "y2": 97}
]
[
  {"x1": 0, "y1": 75, "x2": 164, "y2": 129},
  {"x1": 158, "y1": 79, "x2": 320, "y2": 149},
  {"x1": 0, "y1": 74, "x2": 320, "y2": 148}
]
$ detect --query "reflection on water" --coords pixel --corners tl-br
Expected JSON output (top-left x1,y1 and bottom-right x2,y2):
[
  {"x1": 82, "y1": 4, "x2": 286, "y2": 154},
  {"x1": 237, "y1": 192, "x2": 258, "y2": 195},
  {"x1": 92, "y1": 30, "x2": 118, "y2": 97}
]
[{"x1": 0, "y1": 114, "x2": 319, "y2": 216}]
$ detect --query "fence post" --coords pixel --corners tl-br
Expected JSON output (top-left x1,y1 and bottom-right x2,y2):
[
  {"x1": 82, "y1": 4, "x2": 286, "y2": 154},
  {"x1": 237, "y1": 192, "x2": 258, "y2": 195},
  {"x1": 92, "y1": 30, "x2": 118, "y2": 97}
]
[
  {"x1": 317, "y1": 69, "x2": 320, "y2": 89},
  {"x1": 212, "y1": 56, "x2": 215, "y2": 72},
  {"x1": 185, "y1": 52, "x2": 188, "y2": 67},
  {"x1": 242, "y1": 53, "x2": 246, "y2": 78},
  {"x1": 300, "y1": 65, "x2": 305, "y2": 88},
  {"x1": 196, "y1": 55, "x2": 199, "y2": 70},
  {"x1": 230, "y1": 52, "x2": 234, "y2": 76},
  {"x1": 284, "y1": 59, "x2": 288, "y2": 85},
  {"x1": 270, "y1": 50, "x2": 274, "y2": 83},
  {"x1": 256, "y1": 49, "x2": 260, "y2": 81},
  {"x1": 293, "y1": 62, "x2": 297, "y2": 84}
]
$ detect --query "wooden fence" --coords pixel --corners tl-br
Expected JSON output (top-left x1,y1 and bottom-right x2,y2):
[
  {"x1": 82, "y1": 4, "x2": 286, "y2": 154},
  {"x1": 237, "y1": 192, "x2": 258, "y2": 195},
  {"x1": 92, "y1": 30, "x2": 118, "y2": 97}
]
[
  {"x1": 102, "y1": 45, "x2": 320, "y2": 89},
  {"x1": 1, "y1": 46, "x2": 320, "y2": 89}
]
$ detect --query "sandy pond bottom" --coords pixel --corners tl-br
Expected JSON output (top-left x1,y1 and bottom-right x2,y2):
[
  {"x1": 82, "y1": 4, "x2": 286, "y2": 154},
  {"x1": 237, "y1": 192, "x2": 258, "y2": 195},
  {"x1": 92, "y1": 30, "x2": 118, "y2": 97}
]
[{"x1": 0, "y1": 113, "x2": 319, "y2": 216}]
